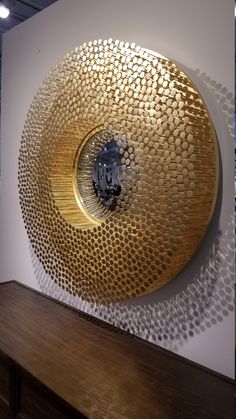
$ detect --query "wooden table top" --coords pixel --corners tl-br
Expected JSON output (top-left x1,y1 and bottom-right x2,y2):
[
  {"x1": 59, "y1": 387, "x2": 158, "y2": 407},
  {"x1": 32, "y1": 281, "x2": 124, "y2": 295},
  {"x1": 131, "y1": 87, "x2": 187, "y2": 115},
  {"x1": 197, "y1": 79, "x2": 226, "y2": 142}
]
[{"x1": 0, "y1": 281, "x2": 234, "y2": 419}]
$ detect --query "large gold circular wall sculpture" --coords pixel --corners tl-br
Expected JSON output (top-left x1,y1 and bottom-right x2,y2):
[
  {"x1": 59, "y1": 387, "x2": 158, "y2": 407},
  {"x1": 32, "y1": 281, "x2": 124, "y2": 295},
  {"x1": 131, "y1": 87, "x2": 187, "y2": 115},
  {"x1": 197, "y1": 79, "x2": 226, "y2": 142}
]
[{"x1": 18, "y1": 39, "x2": 219, "y2": 303}]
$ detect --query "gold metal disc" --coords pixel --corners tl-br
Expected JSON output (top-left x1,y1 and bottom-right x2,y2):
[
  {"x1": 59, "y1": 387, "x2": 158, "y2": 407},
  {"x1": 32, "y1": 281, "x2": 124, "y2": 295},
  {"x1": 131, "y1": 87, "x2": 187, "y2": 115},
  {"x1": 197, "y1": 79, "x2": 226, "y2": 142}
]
[{"x1": 18, "y1": 39, "x2": 219, "y2": 303}]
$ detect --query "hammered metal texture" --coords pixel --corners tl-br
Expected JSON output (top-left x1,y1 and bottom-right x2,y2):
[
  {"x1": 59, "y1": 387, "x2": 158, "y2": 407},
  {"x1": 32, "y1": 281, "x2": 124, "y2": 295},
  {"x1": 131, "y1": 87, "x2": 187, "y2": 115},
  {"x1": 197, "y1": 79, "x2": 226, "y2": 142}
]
[{"x1": 18, "y1": 39, "x2": 219, "y2": 303}]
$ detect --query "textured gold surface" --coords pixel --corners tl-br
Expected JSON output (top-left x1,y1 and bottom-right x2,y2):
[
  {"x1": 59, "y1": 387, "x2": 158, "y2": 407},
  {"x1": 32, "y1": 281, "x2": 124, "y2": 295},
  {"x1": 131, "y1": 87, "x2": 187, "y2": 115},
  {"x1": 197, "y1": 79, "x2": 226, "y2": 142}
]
[
  {"x1": 18, "y1": 39, "x2": 219, "y2": 302},
  {"x1": 50, "y1": 123, "x2": 103, "y2": 228}
]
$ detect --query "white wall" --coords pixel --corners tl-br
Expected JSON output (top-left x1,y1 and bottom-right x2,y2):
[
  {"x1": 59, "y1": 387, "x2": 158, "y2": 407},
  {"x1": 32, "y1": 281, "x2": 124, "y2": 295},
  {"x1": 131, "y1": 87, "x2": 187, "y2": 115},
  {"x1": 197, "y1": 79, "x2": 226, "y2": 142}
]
[{"x1": 0, "y1": 0, "x2": 234, "y2": 378}]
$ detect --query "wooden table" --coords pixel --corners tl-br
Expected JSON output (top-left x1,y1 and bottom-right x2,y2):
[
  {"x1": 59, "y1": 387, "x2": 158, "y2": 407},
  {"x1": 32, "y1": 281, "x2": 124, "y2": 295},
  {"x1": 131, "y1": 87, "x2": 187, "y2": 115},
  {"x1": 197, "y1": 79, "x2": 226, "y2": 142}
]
[{"x1": 0, "y1": 281, "x2": 234, "y2": 418}]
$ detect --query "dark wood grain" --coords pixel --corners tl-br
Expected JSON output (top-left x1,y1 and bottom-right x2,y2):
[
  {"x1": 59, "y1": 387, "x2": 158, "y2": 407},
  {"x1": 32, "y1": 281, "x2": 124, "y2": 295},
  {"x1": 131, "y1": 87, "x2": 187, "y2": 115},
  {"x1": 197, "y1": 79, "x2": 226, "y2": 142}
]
[
  {"x1": 18, "y1": 373, "x2": 84, "y2": 419},
  {"x1": 0, "y1": 396, "x2": 10, "y2": 419},
  {"x1": 0, "y1": 281, "x2": 234, "y2": 419},
  {"x1": 0, "y1": 354, "x2": 10, "y2": 406}
]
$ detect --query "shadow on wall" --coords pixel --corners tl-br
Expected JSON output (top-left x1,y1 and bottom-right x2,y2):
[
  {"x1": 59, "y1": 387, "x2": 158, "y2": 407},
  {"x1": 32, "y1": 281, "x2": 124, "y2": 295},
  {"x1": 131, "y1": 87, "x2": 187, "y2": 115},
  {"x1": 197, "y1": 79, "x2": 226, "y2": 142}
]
[
  {"x1": 29, "y1": 70, "x2": 234, "y2": 352},
  {"x1": 193, "y1": 69, "x2": 234, "y2": 141}
]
